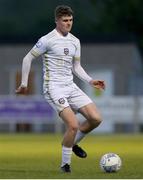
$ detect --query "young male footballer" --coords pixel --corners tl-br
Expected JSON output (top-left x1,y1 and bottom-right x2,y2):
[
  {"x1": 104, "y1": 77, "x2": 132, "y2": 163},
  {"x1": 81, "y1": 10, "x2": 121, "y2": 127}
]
[{"x1": 16, "y1": 5, "x2": 105, "y2": 173}]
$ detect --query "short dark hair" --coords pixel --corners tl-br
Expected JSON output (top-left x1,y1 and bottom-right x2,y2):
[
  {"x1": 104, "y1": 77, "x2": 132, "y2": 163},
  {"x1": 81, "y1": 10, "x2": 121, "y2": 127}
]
[{"x1": 55, "y1": 5, "x2": 73, "y2": 19}]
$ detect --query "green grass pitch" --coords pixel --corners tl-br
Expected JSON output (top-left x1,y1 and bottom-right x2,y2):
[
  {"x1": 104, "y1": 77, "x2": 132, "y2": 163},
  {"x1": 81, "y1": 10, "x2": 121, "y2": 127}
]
[{"x1": 0, "y1": 133, "x2": 143, "y2": 179}]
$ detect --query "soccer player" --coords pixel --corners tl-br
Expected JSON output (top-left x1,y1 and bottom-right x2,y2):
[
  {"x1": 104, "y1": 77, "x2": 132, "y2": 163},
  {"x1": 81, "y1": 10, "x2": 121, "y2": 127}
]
[{"x1": 16, "y1": 5, "x2": 105, "y2": 173}]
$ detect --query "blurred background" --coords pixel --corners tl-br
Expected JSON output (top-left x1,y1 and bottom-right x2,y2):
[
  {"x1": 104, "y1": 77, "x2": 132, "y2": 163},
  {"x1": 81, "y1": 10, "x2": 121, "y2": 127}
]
[{"x1": 0, "y1": 0, "x2": 143, "y2": 134}]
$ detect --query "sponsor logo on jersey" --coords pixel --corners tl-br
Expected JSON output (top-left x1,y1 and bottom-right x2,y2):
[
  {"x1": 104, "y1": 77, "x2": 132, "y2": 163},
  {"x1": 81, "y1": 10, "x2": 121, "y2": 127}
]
[
  {"x1": 36, "y1": 41, "x2": 42, "y2": 48},
  {"x1": 58, "y1": 98, "x2": 65, "y2": 104},
  {"x1": 64, "y1": 48, "x2": 69, "y2": 55}
]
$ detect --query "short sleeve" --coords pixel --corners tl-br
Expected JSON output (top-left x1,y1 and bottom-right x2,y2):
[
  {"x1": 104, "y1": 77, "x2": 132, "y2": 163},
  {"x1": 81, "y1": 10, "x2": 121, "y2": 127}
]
[{"x1": 31, "y1": 37, "x2": 48, "y2": 57}]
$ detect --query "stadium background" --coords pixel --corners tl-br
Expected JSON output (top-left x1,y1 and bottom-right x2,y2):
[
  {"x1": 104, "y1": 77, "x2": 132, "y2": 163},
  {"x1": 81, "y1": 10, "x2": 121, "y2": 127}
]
[{"x1": 0, "y1": 0, "x2": 143, "y2": 178}]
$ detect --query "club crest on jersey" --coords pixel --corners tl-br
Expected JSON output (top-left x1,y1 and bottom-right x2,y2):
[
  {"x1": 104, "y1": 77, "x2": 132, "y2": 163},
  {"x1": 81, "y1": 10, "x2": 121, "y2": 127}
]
[
  {"x1": 58, "y1": 98, "x2": 65, "y2": 104},
  {"x1": 64, "y1": 48, "x2": 69, "y2": 55}
]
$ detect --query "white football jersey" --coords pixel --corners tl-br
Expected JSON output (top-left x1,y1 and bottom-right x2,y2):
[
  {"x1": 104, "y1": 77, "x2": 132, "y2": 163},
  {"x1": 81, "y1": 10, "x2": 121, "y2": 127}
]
[{"x1": 31, "y1": 29, "x2": 80, "y2": 92}]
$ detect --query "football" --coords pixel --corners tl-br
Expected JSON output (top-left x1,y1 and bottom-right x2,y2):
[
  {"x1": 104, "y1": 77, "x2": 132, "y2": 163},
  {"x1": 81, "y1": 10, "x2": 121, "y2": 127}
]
[{"x1": 100, "y1": 153, "x2": 122, "y2": 173}]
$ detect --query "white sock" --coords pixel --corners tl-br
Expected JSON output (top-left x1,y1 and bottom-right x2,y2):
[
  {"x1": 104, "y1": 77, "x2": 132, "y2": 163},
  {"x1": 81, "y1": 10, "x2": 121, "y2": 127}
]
[
  {"x1": 61, "y1": 146, "x2": 72, "y2": 167},
  {"x1": 74, "y1": 130, "x2": 86, "y2": 145}
]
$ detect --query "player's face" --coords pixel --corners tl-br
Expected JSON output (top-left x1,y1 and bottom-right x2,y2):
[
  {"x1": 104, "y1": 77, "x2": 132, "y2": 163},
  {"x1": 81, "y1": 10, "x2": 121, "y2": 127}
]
[{"x1": 56, "y1": 15, "x2": 73, "y2": 36}]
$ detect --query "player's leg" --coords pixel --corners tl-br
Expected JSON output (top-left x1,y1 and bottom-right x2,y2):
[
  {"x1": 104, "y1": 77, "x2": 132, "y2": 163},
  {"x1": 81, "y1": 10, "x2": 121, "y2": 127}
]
[
  {"x1": 60, "y1": 107, "x2": 79, "y2": 147},
  {"x1": 75, "y1": 102, "x2": 102, "y2": 144},
  {"x1": 44, "y1": 89, "x2": 78, "y2": 172},
  {"x1": 72, "y1": 103, "x2": 102, "y2": 158},
  {"x1": 60, "y1": 107, "x2": 79, "y2": 172},
  {"x1": 69, "y1": 84, "x2": 102, "y2": 158},
  {"x1": 78, "y1": 102, "x2": 102, "y2": 133}
]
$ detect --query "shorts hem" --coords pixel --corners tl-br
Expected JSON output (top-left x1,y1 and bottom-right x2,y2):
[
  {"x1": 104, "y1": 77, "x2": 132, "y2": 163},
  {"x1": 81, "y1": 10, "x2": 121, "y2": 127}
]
[
  {"x1": 77, "y1": 101, "x2": 93, "y2": 112},
  {"x1": 59, "y1": 106, "x2": 70, "y2": 116}
]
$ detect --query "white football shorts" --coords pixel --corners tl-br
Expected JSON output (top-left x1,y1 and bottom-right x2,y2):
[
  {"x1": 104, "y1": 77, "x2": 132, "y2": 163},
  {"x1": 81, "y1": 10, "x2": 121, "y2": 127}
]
[{"x1": 44, "y1": 83, "x2": 92, "y2": 114}]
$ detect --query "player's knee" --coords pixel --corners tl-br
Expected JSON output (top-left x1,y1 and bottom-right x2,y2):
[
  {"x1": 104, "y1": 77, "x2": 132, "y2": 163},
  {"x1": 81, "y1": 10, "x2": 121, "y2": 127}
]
[
  {"x1": 96, "y1": 115, "x2": 102, "y2": 125},
  {"x1": 90, "y1": 114, "x2": 102, "y2": 126},
  {"x1": 69, "y1": 123, "x2": 78, "y2": 133}
]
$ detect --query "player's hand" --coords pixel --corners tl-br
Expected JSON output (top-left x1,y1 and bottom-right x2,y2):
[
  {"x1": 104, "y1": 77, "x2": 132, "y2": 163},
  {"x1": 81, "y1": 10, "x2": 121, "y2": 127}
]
[
  {"x1": 15, "y1": 85, "x2": 28, "y2": 95},
  {"x1": 89, "y1": 80, "x2": 105, "y2": 90}
]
